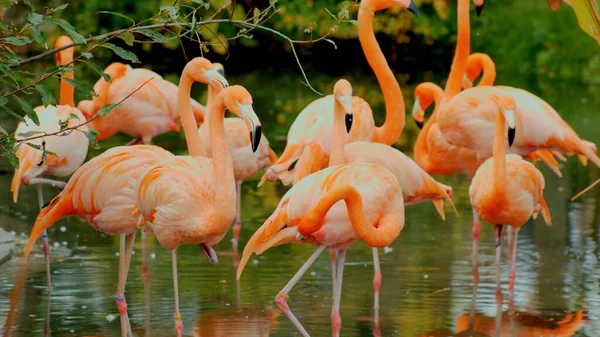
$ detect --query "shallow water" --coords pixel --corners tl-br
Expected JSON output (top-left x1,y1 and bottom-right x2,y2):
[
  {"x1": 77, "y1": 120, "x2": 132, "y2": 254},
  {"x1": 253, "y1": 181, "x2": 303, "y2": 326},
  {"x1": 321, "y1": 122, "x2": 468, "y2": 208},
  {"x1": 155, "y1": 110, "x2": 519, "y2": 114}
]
[{"x1": 1, "y1": 71, "x2": 600, "y2": 337}]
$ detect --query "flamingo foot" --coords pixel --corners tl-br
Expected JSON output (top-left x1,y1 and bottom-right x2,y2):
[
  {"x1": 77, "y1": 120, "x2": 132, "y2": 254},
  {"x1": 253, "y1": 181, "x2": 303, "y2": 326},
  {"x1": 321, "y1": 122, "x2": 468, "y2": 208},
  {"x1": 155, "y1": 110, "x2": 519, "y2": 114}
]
[
  {"x1": 331, "y1": 312, "x2": 342, "y2": 337},
  {"x1": 266, "y1": 168, "x2": 279, "y2": 182},
  {"x1": 174, "y1": 313, "x2": 183, "y2": 337},
  {"x1": 115, "y1": 295, "x2": 128, "y2": 316},
  {"x1": 275, "y1": 293, "x2": 290, "y2": 313}
]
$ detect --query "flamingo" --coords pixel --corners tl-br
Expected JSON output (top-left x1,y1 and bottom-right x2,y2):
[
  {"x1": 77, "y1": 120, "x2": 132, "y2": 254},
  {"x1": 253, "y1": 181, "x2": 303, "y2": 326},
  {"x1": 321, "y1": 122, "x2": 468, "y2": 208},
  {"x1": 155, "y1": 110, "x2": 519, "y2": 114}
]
[
  {"x1": 12, "y1": 36, "x2": 89, "y2": 288},
  {"x1": 77, "y1": 62, "x2": 207, "y2": 145},
  {"x1": 197, "y1": 63, "x2": 278, "y2": 249},
  {"x1": 23, "y1": 57, "x2": 228, "y2": 337},
  {"x1": 469, "y1": 94, "x2": 552, "y2": 290},
  {"x1": 237, "y1": 76, "x2": 410, "y2": 337},
  {"x1": 135, "y1": 76, "x2": 262, "y2": 337},
  {"x1": 261, "y1": 0, "x2": 418, "y2": 186}
]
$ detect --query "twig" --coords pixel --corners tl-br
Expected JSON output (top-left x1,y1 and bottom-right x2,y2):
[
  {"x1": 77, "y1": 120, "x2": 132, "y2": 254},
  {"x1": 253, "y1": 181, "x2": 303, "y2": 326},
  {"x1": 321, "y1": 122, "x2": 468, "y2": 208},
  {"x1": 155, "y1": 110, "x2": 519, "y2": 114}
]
[{"x1": 15, "y1": 78, "x2": 154, "y2": 143}]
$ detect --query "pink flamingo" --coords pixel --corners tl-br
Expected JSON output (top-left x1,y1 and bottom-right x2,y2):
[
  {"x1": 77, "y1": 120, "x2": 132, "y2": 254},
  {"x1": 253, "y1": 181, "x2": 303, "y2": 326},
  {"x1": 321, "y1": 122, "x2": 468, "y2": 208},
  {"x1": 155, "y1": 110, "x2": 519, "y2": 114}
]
[
  {"x1": 77, "y1": 62, "x2": 207, "y2": 144},
  {"x1": 135, "y1": 75, "x2": 262, "y2": 337},
  {"x1": 261, "y1": 0, "x2": 418, "y2": 186},
  {"x1": 24, "y1": 57, "x2": 228, "y2": 337},
  {"x1": 12, "y1": 36, "x2": 89, "y2": 288},
  {"x1": 198, "y1": 63, "x2": 278, "y2": 248}
]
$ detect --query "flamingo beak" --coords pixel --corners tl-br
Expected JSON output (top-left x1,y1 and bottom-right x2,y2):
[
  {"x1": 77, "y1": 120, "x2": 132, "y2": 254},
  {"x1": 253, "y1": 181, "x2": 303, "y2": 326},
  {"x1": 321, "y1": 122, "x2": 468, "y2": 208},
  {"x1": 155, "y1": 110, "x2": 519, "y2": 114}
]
[
  {"x1": 338, "y1": 95, "x2": 353, "y2": 133},
  {"x1": 503, "y1": 107, "x2": 517, "y2": 147},
  {"x1": 213, "y1": 63, "x2": 225, "y2": 76},
  {"x1": 406, "y1": 0, "x2": 419, "y2": 17},
  {"x1": 412, "y1": 98, "x2": 425, "y2": 129},
  {"x1": 206, "y1": 68, "x2": 229, "y2": 91},
  {"x1": 200, "y1": 244, "x2": 219, "y2": 265},
  {"x1": 474, "y1": 1, "x2": 484, "y2": 17},
  {"x1": 241, "y1": 104, "x2": 262, "y2": 152}
]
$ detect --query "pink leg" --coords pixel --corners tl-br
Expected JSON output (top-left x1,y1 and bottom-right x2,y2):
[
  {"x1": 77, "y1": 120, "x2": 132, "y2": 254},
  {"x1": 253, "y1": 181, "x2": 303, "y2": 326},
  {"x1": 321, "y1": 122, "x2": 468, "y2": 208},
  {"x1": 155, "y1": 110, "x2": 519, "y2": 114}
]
[
  {"x1": 141, "y1": 230, "x2": 151, "y2": 337},
  {"x1": 507, "y1": 227, "x2": 514, "y2": 263},
  {"x1": 275, "y1": 245, "x2": 326, "y2": 337},
  {"x1": 232, "y1": 181, "x2": 242, "y2": 251},
  {"x1": 508, "y1": 228, "x2": 519, "y2": 292},
  {"x1": 115, "y1": 232, "x2": 136, "y2": 337},
  {"x1": 26, "y1": 177, "x2": 66, "y2": 190},
  {"x1": 494, "y1": 225, "x2": 503, "y2": 291},
  {"x1": 125, "y1": 136, "x2": 143, "y2": 146},
  {"x1": 331, "y1": 249, "x2": 346, "y2": 337},
  {"x1": 472, "y1": 206, "x2": 481, "y2": 251},
  {"x1": 372, "y1": 248, "x2": 382, "y2": 315},
  {"x1": 37, "y1": 185, "x2": 52, "y2": 290},
  {"x1": 329, "y1": 250, "x2": 337, "y2": 299},
  {"x1": 172, "y1": 249, "x2": 184, "y2": 337}
]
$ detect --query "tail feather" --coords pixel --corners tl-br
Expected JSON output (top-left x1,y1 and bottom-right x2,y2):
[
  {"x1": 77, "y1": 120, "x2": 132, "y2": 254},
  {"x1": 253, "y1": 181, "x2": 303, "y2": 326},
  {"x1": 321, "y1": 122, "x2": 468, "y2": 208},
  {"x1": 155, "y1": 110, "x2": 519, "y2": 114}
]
[
  {"x1": 537, "y1": 150, "x2": 563, "y2": 177},
  {"x1": 24, "y1": 193, "x2": 73, "y2": 259},
  {"x1": 540, "y1": 197, "x2": 552, "y2": 226},
  {"x1": 11, "y1": 154, "x2": 32, "y2": 203}
]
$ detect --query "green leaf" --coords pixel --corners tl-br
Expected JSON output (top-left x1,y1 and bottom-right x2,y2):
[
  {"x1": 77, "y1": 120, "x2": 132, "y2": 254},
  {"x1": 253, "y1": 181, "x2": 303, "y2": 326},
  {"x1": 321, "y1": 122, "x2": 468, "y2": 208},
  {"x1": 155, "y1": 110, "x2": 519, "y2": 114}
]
[
  {"x1": 25, "y1": 142, "x2": 41, "y2": 150},
  {"x1": 30, "y1": 26, "x2": 47, "y2": 49},
  {"x1": 97, "y1": 103, "x2": 120, "y2": 116},
  {"x1": 81, "y1": 52, "x2": 94, "y2": 59},
  {"x1": 14, "y1": 96, "x2": 39, "y2": 125},
  {"x1": 343, "y1": 19, "x2": 362, "y2": 26},
  {"x1": 118, "y1": 31, "x2": 135, "y2": 46},
  {"x1": 6, "y1": 152, "x2": 19, "y2": 168},
  {"x1": 0, "y1": 97, "x2": 7, "y2": 106},
  {"x1": 0, "y1": 0, "x2": 17, "y2": 8},
  {"x1": 253, "y1": 8, "x2": 260, "y2": 24},
  {"x1": 35, "y1": 84, "x2": 55, "y2": 106},
  {"x1": 82, "y1": 129, "x2": 99, "y2": 149},
  {"x1": 63, "y1": 78, "x2": 95, "y2": 97},
  {"x1": 2, "y1": 106, "x2": 26, "y2": 124},
  {"x1": 49, "y1": 3, "x2": 69, "y2": 13},
  {"x1": 324, "y1": 7, "x2": 337, "y2": 20},
  {"x1": 43, "y1": 17, "x2": 86, "y2": 44},
  {"x1": 97, "y1": 11, "x2": 135, "y2": 24},
  {"x1": 160, "y1": 5, "x2": 180, "y2": 20},
  {"x1": 44, "y1": 65, "x2": 73, "y2": 77},
  {"x1": 84, "y1": 60, "x2": 110, "y2": 82},
  {"x1": 138, "y1": 28, "x2": 167, "y2": 43},
  {"x1": 27, "y1": 12, "x2": 44, "y2": 26},
  {"x1": 101, "y1": 43, "x2": 139, "y2": 63},
  {"x1": 5, "y1": 36, "x2": 32, "y2": 46},
  {"x1": 69, "y1": 113, "x2": 80, "y2": 122},
  {"x1": 17, "y1": 131, "x2": 43, "y2": 137},
  {"x1": 23, "y1": 0, "x2": 34, "y2": 11}
]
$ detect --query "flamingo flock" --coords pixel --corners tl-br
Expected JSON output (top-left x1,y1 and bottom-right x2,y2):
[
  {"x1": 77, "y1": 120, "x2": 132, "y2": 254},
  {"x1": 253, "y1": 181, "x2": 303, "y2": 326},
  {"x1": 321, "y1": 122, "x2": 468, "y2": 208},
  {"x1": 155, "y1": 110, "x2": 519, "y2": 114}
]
[{"x1": 11, "y1": 0, "x2": 599, "y2": 336}]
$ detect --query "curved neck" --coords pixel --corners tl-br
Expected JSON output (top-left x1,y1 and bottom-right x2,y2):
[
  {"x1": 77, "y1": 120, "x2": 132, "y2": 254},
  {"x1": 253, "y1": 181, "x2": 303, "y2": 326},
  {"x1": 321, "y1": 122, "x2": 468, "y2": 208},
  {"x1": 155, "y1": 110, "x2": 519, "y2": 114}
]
[
  {"x1": 492, "y1": 104, "x2": 506, "y2": 197},
  {"x1": 329, "y1": 99, "x2": 346, "y2": 166},
  {"x1": 413, "y1": 85, "x2": 443, "y2": 168},
  {"x1": 94, "y1": 63, "x2": 127, "y2": 108},
  {"x1": 444, "y1": 0, "x2": 470, "y2": 99},
  {"x1": 207, "y1": 84, "x2": 218, "y2": 108},
  {"x1": 298, "y1": 184, "x2": 401, "y2": 247},
  {"x1": 207, "y1": 94, "x2": 237, "y2": 218},
  {"x1": 58, "y1": 49, "x2": 74, "y2": 107},
  {"x1": 477, "y1": 55, "x2": 496, "y2": 86},
  {"x1": 179, "y1": 73, "x2": 205, "y2": 157},
  {"x1": 358, "y1": 1, "x2": 406, "y2": 145}
]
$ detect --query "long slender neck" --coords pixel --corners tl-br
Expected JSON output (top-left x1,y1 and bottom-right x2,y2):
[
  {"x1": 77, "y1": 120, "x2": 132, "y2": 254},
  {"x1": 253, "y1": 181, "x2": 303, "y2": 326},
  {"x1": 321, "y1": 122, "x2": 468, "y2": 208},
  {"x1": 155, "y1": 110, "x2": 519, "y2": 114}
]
[
  {"x1": 207, "y1": 95, "x2": 236, "y2": 220},
  {"x1": 58, "y1": 49, "x2": 74, "y2": 107},
  {"x1": 413, "y1": 85, "x2": 443, "y2": 166},
  {"x1": 492, "y1": 104, "x2": 506, "y2": 197},
  {"x1": 207, "y1": 84, "x2": 218, "y2": 108},
  {"x1": 179, "y1": 73, "x2": 204, "y2": 157},
  {"x1": 329, "y1": 99, "x2": 346, "y2": 166},
  {"x1": 444, "y1": 0, "x2": 470, "y2": 100},
  {"x1": 477, "y1": 56, "x2": 496, "y2": 86},
  {"x1": 358, "y1": 1, "x2": 406, "y2": 145}
]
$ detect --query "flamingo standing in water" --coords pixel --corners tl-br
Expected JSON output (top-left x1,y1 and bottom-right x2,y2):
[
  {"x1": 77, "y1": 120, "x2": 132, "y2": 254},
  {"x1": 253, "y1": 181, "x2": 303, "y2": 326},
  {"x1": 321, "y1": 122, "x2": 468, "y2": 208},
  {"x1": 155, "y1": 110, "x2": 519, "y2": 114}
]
[
  {"x1": 135, "y1": 73, "x2": 262, "y2": 337},
  {"x1": 261, "y1": 0, "x2": 418, "y2": 186},
  {"x1": 198, "y1": 63, "x2": 278, "y2": 249},
  {"x1": 78, "y1": 62, "x2": 206, "y2": 144},
  {"x1": 469, "y1": 94, "x2": 552, "y2": 288},
  {"x1": 12, "y1": 36, "x2": 89, "y2": 288},
  {"x1": 238, "y1": 71, "x2": 411, "y2": 336},
  {"x1": 24, "y1": 57, "x2": 228, "y2": 337}
]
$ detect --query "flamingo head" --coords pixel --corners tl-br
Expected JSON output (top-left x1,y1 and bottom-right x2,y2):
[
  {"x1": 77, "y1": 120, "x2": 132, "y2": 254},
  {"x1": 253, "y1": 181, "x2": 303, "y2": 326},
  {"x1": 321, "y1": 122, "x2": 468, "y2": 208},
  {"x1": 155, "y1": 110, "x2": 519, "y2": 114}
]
[
  {"x1": 222, "y1": 85, "x2": 262, "y2": 152},
  {"x1": 334, "y1": 79, "x2": 354, "y2": 133},
  {"x1": 473, "y1": 0, "x2": 484, "y2": 17},
  {"x1": 412, "y1": 83, "x2": 436, "y2": 129},
  {"x1": 185, "y1": 57, "x2": 229, "y2": 93}
]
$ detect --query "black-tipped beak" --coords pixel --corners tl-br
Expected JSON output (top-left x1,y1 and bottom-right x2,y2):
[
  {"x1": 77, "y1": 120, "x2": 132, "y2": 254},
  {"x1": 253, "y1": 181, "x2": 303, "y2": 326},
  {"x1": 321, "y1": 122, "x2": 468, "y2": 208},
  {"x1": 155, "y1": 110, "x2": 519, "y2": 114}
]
[
  {"x1": 508, "y1": 127, "x2": 516, "y2": 147},
  {"x1": 250, "y1": 125, "x2": 262, "y2": 152},
  {"x1": 408, "y1": 0, "x2": 419, "y2": 17},
  {"x1": 415, "y1": 119, "x2": 424, "y2": 130},
  {"x1": 476, "y1": 3, "x2": 484, "y2": 17},
  {"x1": 216, "y1": 67, "x2": 224, "y2": 76},
  {"x1": 345, "y1": 113, "x2": 353, "y2": 133},
  {"x1": 200, "y1": 244, "x2": 219, "y2": 265}
]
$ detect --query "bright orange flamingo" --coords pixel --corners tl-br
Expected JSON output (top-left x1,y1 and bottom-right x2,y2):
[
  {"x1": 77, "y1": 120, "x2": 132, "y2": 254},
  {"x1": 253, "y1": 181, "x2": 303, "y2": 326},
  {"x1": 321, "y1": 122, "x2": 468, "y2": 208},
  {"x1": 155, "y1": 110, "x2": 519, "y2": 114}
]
[
  {"x1": 469, "y1": 95, "x2": 552, "y2": 289},
  {"x1": 77, "y1": 62, "x2": 208, "y2": 144},
  {"x1": 135, "y1": 77, "x2": 262, "y2": 337},
  {"x1": 324, "y1": 80, "x2": 456, "y2": 316},
  {"x1": 198, "y1": 63, "x2": 278, "y2": 248},
  {"x1": 23, "y1": 58, "x2": 228, "y2": 337},
  {"x1": 261, "y1": 0, "x2": 418, "y2": 186},
  {"x1": 12, "y1": 36, "x2": 89, "y2": 288}
]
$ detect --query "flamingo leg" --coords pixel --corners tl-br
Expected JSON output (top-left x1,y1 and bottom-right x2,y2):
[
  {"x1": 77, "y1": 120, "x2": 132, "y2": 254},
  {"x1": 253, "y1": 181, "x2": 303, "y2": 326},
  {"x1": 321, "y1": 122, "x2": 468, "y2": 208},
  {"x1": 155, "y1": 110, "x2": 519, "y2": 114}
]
[
  {"x1": 331, "y1": 249, "x2": 346, "y2": 337},
  {"x1": 141, "y1": 230, "x2": 151, "y2": 337},
  {"x1": 125, "y1": 136, "x2": 143, "y2": 146},
  {"x1": 37, "y1": 185, "x2": 52, "y2": 290},
  {"x1": 329, "y1": 249, "x2": 337, "y2": 301},
  {"x1": 508, "y1": 228, "x2": 519, "y2": 292},
  {"x1": 232, "y1": 181, "x2": 242, "y2": 250},
  {"x1": 275, "y1": 245, "x2": 326, "y2": 337},
  {"x1": 115, "y1": 232, "x2": 136, "y2": 337},
  {"x1": 507, "y1": 226, "x2": 514, "y2": 261},
  {"x1": 172, "y1": 249, "x2": 184, "y2": 337},
  {"x1": 494, "y1": 224, "x2": 503, "y2": 291},
  {"x1": 472, "y1": 206, "x2": 481, "y2": 250},
  {"x1": 372, "y1": 248, "x2": 382, "y2": 313},
  {"x1": 27, "y1": 177, "x2": 66, "y2": 190},
  {"x1": 470, "y1": 241, "x2": 480, "y2": 330}
]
